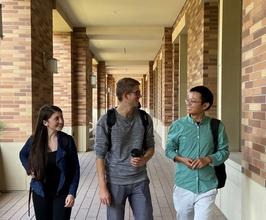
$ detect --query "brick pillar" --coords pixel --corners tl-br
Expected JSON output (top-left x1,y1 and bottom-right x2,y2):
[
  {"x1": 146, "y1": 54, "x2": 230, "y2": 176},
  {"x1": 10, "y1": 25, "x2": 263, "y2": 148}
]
[
  {"x1": 203, "y1": 1, "x2": 219, "y2": 117},
  {"x1": 87, "y1": 51, "x2": 93, "y2": 126},
  {"x1": 31, "y1": 0, "x2": 53, "y2": 123},
  {"x1": 140, "y1": 77, "x2": 143, "y2": 107},
  {"x1": 0, "y1": 0, "x2": 53, "y2": 190},
  {"x1": 172, "y1": 43, "x2": 179, "y2": 120},
  {"x1": 111, "y1": 74, "x2": 116, "y2": 108},
  {"x1": 242, "y1": 0, "x2": 266, "y2": 188},
  {"x1": 107, "y1": 74, "x2": 116, "y2": 109},
  {"x1": 143, "y1": 74, "x2": 148, "y2": 108},
  {"x1": 92, "y1": 62, "x2": 98, "y2": 126},
  {"x1": 97, "y1": 61, "x2": 107, "y2": 117},
  {"x1": 162, "y1": 27, "x2": 173, "y2": 126},
  {"x1": 154, "y1": 59, "x2": 162, "y2": 120},
  {"x1": 72, "y1": 27, "x2": 92, "y2": 151},
  {"x1": 53, "y1": 32, "x2": 72, "y2": 135},
  {"x1": 148, "y1": 61, "x2": 154, "y2": 116}
]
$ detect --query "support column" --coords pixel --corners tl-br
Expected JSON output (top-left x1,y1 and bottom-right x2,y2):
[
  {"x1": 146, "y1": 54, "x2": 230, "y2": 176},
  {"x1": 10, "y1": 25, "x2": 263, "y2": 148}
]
[
  {"x1": 160, "y1": 27, "x2": 173, "y2": 148},
  {"x1": 241, "y1": 1, "x2": 266, "y2": 218},
  {"x1": 53, "y1": 32, "x2": 73, "y2": 135},
  {"x1": 143, "y1": 74, "x2": 148, "y2": 109},
  {"x1": 72, "y1": 27, "x2": 92, "y2": 152},
  {"x1": 148, "y1": 61, "x2": 154, "y2": 115},
  {"x1": 179, "y1": 35, "x2": 188, "y2": 118},
  {"x1": 203, "y1": 1, "x2": 219, "y2": 117},
  {"x1": 162, "y1": 27, "x2": 173, "y2": 126},
  {"x1": 106, "y1": 74, "x2": 116, "y2": 109},
  {"x1": 92, "y1": 60, "x2": 98, "y2": 126},
  {"x1": 97, "y1": 61, "x2": 107, "y2": 117},
  {"x1": 0, "y1": 0, "x2": 53, "y2": 190},
  {"x1": 217, "y1": 0, "x2": 241, "y2": 152},
  {"x1": 172, "y1": 43, "x2": 180, "y2": 120}
]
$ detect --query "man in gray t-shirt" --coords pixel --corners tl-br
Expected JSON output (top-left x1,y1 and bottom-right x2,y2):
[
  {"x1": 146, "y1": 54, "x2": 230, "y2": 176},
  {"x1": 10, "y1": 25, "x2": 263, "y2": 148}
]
[{"x1": 95, "y1": 77, "x2": 155, "y2": 220}]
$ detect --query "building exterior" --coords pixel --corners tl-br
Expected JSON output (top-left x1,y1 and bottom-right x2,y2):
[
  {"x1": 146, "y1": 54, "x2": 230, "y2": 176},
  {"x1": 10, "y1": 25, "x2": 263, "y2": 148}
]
[{"x1": 0, "y1": 0, "x2": 265, "y2": 219}]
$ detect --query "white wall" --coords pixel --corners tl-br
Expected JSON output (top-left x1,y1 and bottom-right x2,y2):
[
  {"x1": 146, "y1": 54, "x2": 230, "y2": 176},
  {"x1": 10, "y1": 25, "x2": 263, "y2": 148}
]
[
  {"x1": 0, "y1": 142, "x2": 28, "y2": 190},
  {"x1": 242, "y1": 175, "x2": 266, "y2": 220},
  {"x1": 216, "y1": 153, "x2": 266, "y2": 220},
  {"x1": 152, "y1": 117, "x2": 169, "y2": 149},
  {"x1": 216, "y1": 153, "x2": 242, "y2": 220}
]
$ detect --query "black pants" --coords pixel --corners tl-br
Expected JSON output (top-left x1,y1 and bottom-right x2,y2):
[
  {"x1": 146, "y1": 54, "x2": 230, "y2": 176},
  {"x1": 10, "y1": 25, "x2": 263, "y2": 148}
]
[{"x1": 32, "y1": 192, "x2": 71, "y2": 220}]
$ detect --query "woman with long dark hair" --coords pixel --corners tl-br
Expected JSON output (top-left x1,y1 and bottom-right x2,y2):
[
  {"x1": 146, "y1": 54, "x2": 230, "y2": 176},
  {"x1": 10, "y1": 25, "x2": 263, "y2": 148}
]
[{"x1": 19, "y1": 105, "x2": 80, "y2": 220}]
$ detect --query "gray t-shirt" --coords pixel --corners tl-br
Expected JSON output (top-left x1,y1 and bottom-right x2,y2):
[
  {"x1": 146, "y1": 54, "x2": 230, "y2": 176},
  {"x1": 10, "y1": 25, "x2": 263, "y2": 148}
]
[{"x1": 94, "y1": 108, "x2": 155, "y2": 185}]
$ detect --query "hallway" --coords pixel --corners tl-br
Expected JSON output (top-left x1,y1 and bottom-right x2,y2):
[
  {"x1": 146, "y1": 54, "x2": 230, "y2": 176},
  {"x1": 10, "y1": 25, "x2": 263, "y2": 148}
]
[{"x1": 0, "y1": 147, "x2": 226, "y2": 220}]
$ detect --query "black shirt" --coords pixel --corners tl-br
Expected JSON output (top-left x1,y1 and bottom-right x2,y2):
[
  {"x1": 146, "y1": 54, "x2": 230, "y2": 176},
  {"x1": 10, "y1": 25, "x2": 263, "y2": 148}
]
[{"x1": 44, "y1": 151, "x2": 60, "y2": 196}]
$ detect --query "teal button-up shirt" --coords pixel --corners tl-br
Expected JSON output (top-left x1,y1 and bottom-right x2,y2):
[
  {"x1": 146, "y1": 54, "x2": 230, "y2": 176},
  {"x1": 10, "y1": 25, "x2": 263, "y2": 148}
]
[{"x1": 165, "y1": 115, "x2": 229, "y2": 194}]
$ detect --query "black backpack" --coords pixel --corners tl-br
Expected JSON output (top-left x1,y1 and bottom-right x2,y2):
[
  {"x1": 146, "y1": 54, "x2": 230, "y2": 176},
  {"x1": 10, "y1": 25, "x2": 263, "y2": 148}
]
[
  {"x1": 106, "y1": 108, "x2": 149, "y2": 152},
  {"x1": 210, "y1": 118, "x2": 227, "y2": 189}
]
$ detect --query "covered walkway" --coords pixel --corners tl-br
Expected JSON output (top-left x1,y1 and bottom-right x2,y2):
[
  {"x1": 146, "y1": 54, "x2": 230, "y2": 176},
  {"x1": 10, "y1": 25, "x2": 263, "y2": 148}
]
[
  {"x1": 0, "y1": 147, "x2": 226, "y2": 220},
  {"x1": 1, "y1": 0, "x2": 266, "y2": 219}
]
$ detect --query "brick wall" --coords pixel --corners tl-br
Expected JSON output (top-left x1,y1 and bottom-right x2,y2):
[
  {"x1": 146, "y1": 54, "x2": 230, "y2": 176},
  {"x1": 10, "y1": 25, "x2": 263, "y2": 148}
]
[
  {"x1": 242, "y1": 0, "x2": 266, "y2": 187},
  {"x1": 140, "y1": 77, "x2": 144, "y2": 107},
  {"x1": 172, "y1": 43, "x2": 179, "y2": 120},
  {"x1": 72, "y1": 27, "x2": 91, "y2": 126},
  {"x1": 0, "y1": 0, "x2": 53, "y2": 142},
  {"x1": 153, "y1": 28, "x2": 173, "y2": 126},
  {"x1": 203, "y1": 1, "x2": 219, "y2": 117},
  {"x1": 148, "y1": 0, "x2": 219, "y2": 126},
  {"x1": 148, "y1": 61, "x2": 154, "y2": 115},
  {"x1": 97, "y1": 61, "x2": 107, "y2": 116},
  {"x1": 171, "y1": 0, "x2": 218, "y2": 117},
  {"x1": 31, "y1": 0, "x2": 53, "y2": 126},
  {"x1": 153, "y1": 58, "x2": 163, "y2": 120},
  {"x1": 162, "y1": 27, "x2": 173, "y2": 125},
  {"x1": 143, "y1": 74, "x2": 148, "y2": 108},
  {"x1": 92, "y1": 63, "x2": 98, "y2": 113},
  {"x1": 0, "y1": 0, "x2": 32, "y2": 141},
  {"x1": 106, "y1": 74, "x2": 115, "y2": 109},
  {"x1": 87, "y1": 50, "x2": 93, "y2": 124},
  {"x1": 53, "y1": 32, "x2": 72, "y2": 127},
  {"x1": 175, "y1": 0, "x2": 204, "y2": 88}
]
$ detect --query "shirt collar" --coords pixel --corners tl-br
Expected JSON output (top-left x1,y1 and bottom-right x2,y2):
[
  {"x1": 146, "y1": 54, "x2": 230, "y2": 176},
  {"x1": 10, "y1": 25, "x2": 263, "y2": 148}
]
[{"x1": 187, "y1": 114, "x2": 209, "y2": 125}]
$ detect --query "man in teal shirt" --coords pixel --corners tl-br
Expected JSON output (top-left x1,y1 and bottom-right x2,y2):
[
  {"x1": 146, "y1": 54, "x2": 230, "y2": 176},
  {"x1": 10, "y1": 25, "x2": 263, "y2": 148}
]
[{"x1": 166, "y1": 86, "x2": 229, "y2": 220}]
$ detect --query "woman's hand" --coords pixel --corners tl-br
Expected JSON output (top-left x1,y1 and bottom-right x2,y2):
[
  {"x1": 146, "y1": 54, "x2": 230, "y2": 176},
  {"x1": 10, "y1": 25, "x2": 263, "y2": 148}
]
[
  {"x1": 31, "y1": 173, "x2": 35, "y2": 178},
  {"x1": 64, "y1": 194, "x2": 75, "y2": 207}
]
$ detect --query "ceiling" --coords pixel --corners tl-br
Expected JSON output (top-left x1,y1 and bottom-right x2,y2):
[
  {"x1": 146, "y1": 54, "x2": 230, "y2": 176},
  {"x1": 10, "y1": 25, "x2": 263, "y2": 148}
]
[{"x1": 54, "y1": 0, "x2": 186, "y2": 76}]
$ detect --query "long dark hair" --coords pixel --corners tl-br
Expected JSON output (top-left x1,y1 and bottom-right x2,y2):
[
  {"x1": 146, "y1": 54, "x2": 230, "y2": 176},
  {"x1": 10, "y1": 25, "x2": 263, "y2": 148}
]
[{"x1": 28, "y1": 105, "x2": 62, "y2": 180}]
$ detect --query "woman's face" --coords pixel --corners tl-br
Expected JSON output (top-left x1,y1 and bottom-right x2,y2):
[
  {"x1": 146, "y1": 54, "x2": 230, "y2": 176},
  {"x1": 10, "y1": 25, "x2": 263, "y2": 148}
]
[{"x1": 43, "y1": 111, "x2": 64, "y2": 132}]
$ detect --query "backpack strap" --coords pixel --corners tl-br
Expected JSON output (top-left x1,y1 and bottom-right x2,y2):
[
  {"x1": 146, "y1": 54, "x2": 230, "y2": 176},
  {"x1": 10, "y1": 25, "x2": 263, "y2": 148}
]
[
  {"x1": 107, "y1": 108, "x2": 116, "y2": 151},
  {"x1": 138, "y1": 109, "x2": 149, "y2": 151},
  {"x1": 210, "y1": 118, "x2": 220, "y2": 153}
]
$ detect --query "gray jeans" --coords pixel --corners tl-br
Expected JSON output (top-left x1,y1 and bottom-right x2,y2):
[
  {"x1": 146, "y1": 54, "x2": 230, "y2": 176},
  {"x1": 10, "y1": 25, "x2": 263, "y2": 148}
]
[{"x1": 107, "y1": 180, "x2": 153, "y2": 220}]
